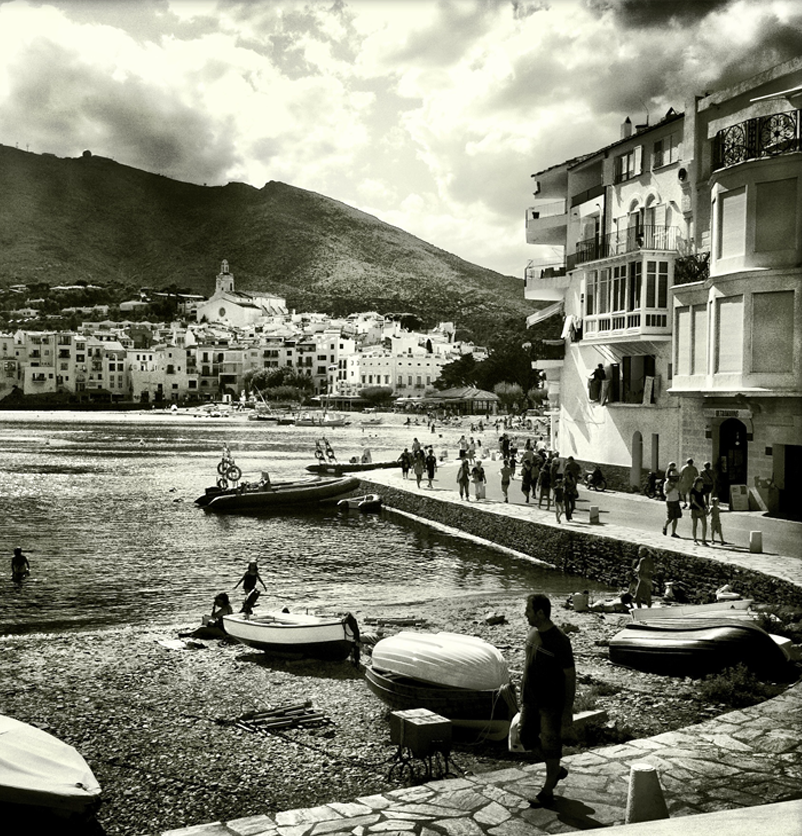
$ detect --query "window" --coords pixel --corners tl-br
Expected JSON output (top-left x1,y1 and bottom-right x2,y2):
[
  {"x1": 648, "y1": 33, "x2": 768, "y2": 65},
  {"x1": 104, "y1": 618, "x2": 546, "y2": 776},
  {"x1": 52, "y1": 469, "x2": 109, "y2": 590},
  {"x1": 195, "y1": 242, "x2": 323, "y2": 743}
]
[
  {"x1": 645, "y1": 260, "x2": 669, "y2": 308},
  {"x1": 652, "y1": 132, "x2": 680, "y2": 168},
  {"x1": 755, "y1": 178, "x2": 797, "y2": 252},
  {"x1": 614, "y1": 146, "x2": 643, "y2": 183},
  {"x1": 612, "y1": 265, "x2": 626, "y2": 311},
  {"x1": 606, "y1": 355, "x2": 656, "y2": 404},
  {"x1": 715, "y1": 296, "x2": 743, "y2": 373},
  {"x1": 717, "y1": 188, "x2": 746, "y2": 259},
  {"x1": 627, "y1": 262, "x2": 642, "y2": 311},
  {"x1": 692, "y1": 305, "x2": 707, "y2": 375},
  {"x1": 676, "y1": 306, "x2": 691, "y2": 375},
  {"x1": 752, "y1": 291, "x2": 794, "y2": 372}
]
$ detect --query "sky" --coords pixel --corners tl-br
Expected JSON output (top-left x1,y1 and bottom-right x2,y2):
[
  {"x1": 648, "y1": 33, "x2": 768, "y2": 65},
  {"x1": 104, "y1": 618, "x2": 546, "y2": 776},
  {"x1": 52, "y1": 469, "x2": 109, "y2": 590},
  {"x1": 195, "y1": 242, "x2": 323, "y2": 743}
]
[{"x1": 1, "y1": 0, "x2": 801, "y2": 278}]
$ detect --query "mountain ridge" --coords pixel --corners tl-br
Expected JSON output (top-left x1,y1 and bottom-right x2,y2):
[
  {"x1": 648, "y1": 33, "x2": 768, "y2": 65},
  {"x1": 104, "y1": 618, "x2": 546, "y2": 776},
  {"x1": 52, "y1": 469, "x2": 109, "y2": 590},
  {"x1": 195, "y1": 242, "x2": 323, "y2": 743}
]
[{"x1": 0, "y1": 144, "x2": 535, "y2": 341}]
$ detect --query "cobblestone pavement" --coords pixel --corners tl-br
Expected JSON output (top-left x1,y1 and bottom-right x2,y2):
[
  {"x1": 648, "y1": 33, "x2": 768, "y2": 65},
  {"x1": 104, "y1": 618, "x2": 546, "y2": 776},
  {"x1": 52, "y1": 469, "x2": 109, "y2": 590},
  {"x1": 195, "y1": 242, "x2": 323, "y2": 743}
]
[{"x1": 155, "y1": 462, "x2": 802, "y2": 836}]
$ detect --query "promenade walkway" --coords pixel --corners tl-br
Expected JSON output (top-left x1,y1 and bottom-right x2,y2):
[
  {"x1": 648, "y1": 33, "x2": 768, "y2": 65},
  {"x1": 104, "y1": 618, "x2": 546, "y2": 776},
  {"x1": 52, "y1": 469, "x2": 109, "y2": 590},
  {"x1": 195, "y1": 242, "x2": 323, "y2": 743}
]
[{"x1": 158, "y1": 460, "x2": 802, "y2": 836}]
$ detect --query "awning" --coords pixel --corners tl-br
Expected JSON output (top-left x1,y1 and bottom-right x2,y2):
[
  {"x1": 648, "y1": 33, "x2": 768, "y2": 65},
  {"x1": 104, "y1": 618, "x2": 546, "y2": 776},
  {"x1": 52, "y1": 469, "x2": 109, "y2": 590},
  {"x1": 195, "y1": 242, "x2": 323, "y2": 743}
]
[{"x1": 527, "y1": 301, "x2": 564, "y2": 327}]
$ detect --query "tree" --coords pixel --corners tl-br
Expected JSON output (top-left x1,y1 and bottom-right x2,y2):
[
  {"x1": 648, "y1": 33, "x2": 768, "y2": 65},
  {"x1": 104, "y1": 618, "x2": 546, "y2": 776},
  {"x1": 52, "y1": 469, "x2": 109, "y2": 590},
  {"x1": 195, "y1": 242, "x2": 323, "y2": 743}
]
[
  {"x1": 359, "y1": 386, "x2": 394, "y2": 408},
  {"x1": 493, "y1": 382, "x2": 525, "y2": 413},
  {"x1": 434, "y1": 354, "x2": 478, "y2": 390}
]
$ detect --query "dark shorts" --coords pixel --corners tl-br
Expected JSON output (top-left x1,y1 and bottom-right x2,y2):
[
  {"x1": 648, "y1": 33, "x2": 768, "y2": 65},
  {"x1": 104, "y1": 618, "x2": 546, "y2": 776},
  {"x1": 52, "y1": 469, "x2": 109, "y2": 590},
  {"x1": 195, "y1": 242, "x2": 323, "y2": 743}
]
[
  {"x1": 691, "y1": 508, "x2": 706, "y2": 520},
  {"x1": 519, "y1": 706, "x2": 563, "y2": 759},
  {"x1": 666, "y1": 501, "x2": 682, "y2": 520}
]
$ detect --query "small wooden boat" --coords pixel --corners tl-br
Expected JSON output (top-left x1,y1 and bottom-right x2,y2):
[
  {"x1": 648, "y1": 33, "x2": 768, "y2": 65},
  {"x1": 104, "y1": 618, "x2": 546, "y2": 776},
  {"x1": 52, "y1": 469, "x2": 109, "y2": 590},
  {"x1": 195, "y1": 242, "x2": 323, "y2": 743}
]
[
  {"x1": 337, "y1": 493, "x2": 382, "y2": 512},
  {"x1": 295, "y1": 412, "x2": 351, "y2": 427},
  {"x1": 196, "y1": 476, "x2": 359, "y2": 511},
  {"x1": 365, "y1": 632, "x2": 517, "y2": 739},
  {"x1": 223, "y1": 611, "x2": 359, "y2": 660},
  {"x1": 609, "y1": 617, "x2": 789, "y2": 678},
  {"x1": 360, "y1": 416, "x2": 384, "y2": 426},
  {"x1": 0, "y1": 714, "x2": 101, "y2": 814},
  {"x1": 630, "y1": 600, "x2": 754, "y2": 622},
  {"x1": 307, "y1": 460, "x2": 400, "y2": 475}
]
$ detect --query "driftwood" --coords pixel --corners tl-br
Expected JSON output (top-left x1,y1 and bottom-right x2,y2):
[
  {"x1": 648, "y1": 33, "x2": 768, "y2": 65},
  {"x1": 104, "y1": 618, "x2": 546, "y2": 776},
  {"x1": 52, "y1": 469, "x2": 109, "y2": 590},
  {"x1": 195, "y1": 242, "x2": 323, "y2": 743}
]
[{"x1": 226, "y1": 700, "x2": 332, "y2": 734}]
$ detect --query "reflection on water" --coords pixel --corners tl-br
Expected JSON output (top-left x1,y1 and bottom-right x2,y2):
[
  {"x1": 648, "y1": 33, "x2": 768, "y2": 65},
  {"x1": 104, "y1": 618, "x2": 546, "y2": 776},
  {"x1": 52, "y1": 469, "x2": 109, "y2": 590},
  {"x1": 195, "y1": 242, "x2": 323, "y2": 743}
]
[{"x1": 0, "y1": 412, "x2": 613, "y2": 635}]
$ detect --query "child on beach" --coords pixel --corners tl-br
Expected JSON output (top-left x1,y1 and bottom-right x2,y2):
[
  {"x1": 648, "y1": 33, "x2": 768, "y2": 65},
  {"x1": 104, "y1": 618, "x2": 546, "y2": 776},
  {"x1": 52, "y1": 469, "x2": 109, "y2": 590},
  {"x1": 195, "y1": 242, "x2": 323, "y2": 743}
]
[
  {"x1": 709, "y1": 498, "x2": 726, "y2": 545},
  {"x1": 234, "y1": 561, "x2": 268, "y2": 595},
  {"x1": 553, "y1": 477, "x2": 565, "y2": 523},
  {"x1": 500, "y1": 459, "x2": 511, "y2": 503}
]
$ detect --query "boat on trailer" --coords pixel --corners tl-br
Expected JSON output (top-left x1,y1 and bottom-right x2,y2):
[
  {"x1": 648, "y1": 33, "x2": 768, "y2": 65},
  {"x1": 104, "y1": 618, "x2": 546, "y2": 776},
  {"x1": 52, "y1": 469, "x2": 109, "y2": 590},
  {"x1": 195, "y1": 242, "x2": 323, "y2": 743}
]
[
  {"x1": 223, "y1": 611, "x2": 359, "y2": 660},
  {"x1": 365, "y1": 631, "x2": 518, "y2": 739}
]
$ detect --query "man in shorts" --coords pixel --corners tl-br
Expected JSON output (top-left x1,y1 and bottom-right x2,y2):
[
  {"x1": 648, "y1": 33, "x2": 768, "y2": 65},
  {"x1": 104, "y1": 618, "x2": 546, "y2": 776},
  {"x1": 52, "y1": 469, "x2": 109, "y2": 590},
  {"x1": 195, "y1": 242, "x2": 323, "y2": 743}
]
[{"x1": 519, "y1": 593, "x2": 576, "y2": 805}]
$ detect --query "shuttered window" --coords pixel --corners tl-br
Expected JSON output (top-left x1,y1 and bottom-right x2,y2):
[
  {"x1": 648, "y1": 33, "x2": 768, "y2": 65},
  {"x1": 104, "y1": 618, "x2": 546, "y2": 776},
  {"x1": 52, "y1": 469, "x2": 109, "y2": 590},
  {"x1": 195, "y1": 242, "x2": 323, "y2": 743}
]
[
  {"x1": 717, "y1": 188, "x2": 746, "y2": 259},
  {"x1": 715, "y1": 296, "x2": 743, "y2": 373},
  {"x1": 755, "y1": 178, "x2": 797, "y2": 252},
  {"x1": 752, "y1": 291, "x2": 794, "y2": 372}
]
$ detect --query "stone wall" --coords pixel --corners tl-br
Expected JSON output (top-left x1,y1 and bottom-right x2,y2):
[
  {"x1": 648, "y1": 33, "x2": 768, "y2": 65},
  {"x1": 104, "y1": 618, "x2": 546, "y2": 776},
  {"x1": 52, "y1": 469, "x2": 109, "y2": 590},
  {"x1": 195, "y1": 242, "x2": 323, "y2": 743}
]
[{"x1": 359, "y1": 479, "x2": 802, "y2": 608}]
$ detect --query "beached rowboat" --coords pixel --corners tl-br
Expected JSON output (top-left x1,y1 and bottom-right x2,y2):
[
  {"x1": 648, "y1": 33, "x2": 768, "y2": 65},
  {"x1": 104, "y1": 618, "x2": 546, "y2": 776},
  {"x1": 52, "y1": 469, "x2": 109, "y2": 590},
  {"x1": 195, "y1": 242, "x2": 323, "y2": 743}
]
[
  {"x1": 630, "y1": 599, "x2": 754, "y2": 622},
  {"x1": 223, "y1": 611, "x2": 359, "y2": 660}
]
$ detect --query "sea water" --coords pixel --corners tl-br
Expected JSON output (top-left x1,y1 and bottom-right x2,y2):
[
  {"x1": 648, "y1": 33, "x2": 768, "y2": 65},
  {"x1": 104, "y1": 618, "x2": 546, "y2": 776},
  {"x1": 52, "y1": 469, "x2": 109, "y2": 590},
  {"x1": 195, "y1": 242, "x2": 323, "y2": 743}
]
[{"x1": 0, "y1": 410, "x2": 612, "y2": 635}]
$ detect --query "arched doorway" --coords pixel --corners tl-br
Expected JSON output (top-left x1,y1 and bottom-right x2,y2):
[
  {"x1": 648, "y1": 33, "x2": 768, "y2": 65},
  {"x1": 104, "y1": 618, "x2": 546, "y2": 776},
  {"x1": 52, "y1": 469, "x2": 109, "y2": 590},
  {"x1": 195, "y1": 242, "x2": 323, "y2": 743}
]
[{"x1": 718, "y1": 418, "x2": 748, "y2": 502}]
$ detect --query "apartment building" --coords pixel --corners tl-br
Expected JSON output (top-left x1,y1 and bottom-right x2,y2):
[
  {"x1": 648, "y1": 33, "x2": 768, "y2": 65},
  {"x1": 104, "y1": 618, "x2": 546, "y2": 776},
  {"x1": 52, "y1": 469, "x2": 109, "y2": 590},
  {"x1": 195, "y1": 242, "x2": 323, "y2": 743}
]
[
  {"x1": 526, "y1": 109, "x2": 688, "y2": 482},
  {"x1": 671, "y1": 58, "x2": 802, "y2": 515}
]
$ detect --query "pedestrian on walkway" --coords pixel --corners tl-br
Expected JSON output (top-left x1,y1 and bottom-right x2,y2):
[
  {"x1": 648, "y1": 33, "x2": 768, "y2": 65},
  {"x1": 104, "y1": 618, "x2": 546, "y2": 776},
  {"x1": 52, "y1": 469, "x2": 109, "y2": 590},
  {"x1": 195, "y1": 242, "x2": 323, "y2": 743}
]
[
  {"x1": 700, "y1": 461, "x2": 716, "y2": 501},
  {"x1": 425, "y1": 447, "x2": 437, "y2": 489},
  {"x1": 690, "y1": 477, "x2": 709, "y2": 545},
  {"x1": 553, "y1": 477, "x2": 565, "y2": 523},
  {"x1": 709, "y1": 498, "x2": 726, "y2": 545},
  {"x1": 537, "y1": 465, "x2": 551, "y2": 509},
  {"x1": 521, "y1": 458, "x2": 534, "y2": 503},
  {"x1": 398, "y1": 448, "x2": 412, "y2": 479},
  {"x1": 520, "y1": 593, "x2": 575, "y2": 807},
  {"x1": 678, "y1": 458, "x2": 698, "y2": 508},
  {"x1": 456, "y1": 458, "x2": 471, "y2": 500},
  {"x1": 500, "y1": 459, "x2": 511, "y2": 503},
  {"x1": 471, "y1": 459, "x2": 486, "y2": 499},
  {"x1": 662, "y1": 473, "x2": 682, "y2": 537},
  {"x1": 563, "y1": 472, "x2": 578, "y2": 521},
  {"x1": 412, "y1": 450, "x2": 425, "y2": 489}
]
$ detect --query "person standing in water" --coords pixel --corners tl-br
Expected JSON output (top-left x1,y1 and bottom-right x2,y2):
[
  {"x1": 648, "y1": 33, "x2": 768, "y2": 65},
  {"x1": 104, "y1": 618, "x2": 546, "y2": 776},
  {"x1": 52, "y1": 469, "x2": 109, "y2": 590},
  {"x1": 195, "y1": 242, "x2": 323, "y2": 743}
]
[
  {"x1": 234, "y1": 561, "x2": 268, "y2": 596},
  {"x1": 11, "y1": 547, "x2": 30, "y2": 582}
]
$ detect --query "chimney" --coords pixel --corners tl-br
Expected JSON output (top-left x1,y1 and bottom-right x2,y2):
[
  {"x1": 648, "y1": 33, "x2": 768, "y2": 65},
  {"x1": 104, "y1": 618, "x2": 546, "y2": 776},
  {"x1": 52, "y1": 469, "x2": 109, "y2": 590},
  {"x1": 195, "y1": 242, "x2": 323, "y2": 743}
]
[{"x1": 621, "y1": 117, "x2": 632, "y2": 139}]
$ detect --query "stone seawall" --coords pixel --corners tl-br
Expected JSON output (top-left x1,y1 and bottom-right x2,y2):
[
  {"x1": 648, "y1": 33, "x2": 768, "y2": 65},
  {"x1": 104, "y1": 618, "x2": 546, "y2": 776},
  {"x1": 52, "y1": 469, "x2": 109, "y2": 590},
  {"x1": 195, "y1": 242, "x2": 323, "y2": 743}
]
[{"x1": 358, "y1": 479, "x2": 802, "y2": 608}]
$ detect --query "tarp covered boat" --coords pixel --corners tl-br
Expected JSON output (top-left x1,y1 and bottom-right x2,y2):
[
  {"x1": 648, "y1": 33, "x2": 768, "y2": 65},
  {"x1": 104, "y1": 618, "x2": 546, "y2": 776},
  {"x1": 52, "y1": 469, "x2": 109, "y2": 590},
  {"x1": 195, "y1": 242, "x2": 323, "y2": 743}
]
[
  {"x1": 365, "y1": 632, "x2": 517, "y2": 739},
  {"x1": 609, "y1": 617, "x2": 790, "y2": 677},
  {"x1": 196, "y1": 476, "x2": 359, "y2": 511},
  {"x1": 223, "y1": 611, "x2": 359, "y2": 660},
  {"x1": 630, "y1": 599, "x2": 754, "y2": 622},
  {"x1": 0, "y1": 714, "x2": 101, "y2": 814}
]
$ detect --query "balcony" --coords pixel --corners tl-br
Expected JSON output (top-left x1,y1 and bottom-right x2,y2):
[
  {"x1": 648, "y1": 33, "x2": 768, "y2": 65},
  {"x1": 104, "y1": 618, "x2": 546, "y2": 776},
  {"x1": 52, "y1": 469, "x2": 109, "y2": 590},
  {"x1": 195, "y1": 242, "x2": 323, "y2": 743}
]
[
  {"x1": 525, "y1": 200, "x2": 567, "y2": 245},
  {"x1": 583, "y1": 308, "x2": 671, "y2": 343},
  {"x1": 524, "y1": 260, "x2": 569, "y2": 303},
  {"x1": 568, "y1": 226, "x2": 681, "y2": 270},
  {"x1": 712, "y1": 109, "x2": 801, "y2": 171}
]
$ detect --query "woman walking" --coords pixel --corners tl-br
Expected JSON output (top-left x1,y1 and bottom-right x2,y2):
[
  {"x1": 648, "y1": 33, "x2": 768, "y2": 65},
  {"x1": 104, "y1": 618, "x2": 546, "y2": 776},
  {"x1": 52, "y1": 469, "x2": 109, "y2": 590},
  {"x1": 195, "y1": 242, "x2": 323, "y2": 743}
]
[
  {"x1": 690, "y1": 477, "x2": 709, "y2": 545},
  {"x1": 456, "y1": 458, "x2": 471, "y2": 500}
]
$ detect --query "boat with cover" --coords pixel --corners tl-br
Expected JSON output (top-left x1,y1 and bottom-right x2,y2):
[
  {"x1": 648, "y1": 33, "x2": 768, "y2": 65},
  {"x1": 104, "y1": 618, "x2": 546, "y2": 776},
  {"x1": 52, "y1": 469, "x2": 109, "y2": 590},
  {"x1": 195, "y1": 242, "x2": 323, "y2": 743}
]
[
  {"x1": 0, "y1": 714, "x2": 101, "y2": 814},
  {"x1": 365, "y1": 632, "x2": 518, "y2": 739},
  {"x1": 223, "y1": 611, "x2": 359, "y2": 660},
  {"x1": 295, "y1": 412, "x2": 351, "y2": 427},
  {"x1": 609, "y1": 617, "x2": 790, "y2": 677},
  {"x1": 630, "y1": 599, "x2": 754, "y2": 622}
]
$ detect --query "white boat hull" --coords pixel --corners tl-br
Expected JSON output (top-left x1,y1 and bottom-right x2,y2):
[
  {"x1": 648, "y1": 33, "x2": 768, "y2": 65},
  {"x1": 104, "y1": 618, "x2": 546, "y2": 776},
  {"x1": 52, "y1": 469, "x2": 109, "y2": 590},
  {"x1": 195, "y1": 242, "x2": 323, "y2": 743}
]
[
  {"x1": 223, "y1": 611, "x2": 357, "y2": 660},
  {"x1": 0, "y1": 714, "x2": 101, "y2": 814},
  {"x1": 370, "y1": 631, "x2": 510, "y2": 691},
  {"x1": 631, "y1": 600, "x2": 754, "y2": 622}
]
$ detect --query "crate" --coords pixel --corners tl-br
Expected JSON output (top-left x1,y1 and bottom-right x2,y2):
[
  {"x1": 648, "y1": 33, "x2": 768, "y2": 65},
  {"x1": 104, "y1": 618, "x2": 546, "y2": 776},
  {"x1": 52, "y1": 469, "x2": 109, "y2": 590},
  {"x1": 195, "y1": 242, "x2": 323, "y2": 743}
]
[{"x1": 389, "y1": 708, "x2": 452, "y2": 758}]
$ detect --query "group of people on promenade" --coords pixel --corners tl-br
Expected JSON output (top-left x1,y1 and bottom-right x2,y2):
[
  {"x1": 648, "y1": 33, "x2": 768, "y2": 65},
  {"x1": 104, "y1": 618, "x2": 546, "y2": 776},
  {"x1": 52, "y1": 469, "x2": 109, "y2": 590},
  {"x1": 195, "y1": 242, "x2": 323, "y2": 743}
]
[
  {"x1": 397, "y1": 439, "x2": 439, "y2": 489},
  {"x1": 662, "y1": 458, "x2": 725, "y2": 545}
]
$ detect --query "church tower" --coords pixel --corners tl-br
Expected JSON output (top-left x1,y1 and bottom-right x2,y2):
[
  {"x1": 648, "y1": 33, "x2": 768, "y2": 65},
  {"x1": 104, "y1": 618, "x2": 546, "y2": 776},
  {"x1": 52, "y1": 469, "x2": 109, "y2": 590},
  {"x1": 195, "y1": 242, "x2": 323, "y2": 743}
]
[{"x1": 215, "y1": 259, "x2": 234, "y2": 295}]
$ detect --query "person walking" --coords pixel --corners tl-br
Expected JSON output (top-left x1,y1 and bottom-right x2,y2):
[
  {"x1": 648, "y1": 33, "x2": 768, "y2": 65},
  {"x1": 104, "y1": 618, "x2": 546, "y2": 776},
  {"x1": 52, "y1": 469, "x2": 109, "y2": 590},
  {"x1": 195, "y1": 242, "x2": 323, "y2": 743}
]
[
  {"x1": 553, "y1": 477, "x2": 565, "y2": 523},
  {"x1": 456, "y1": 458, "x2": 471, "y2": 500},
  {"x1": 709, "y1": 497, "x2": 726, "y2": 545},
  {"x1": 471, "y1": 459, "x2": 486, "y2": 499},
  {"x1": 234, "y1": 562, "x2": 268, "y2": 596},
  {"x1": 633, "y1": 546, "x2": 655, "y2": 608},
  {"x1": 678, "y1": 458, "x2": 698, "y2": 508},
  {"x1": 500, "y1": 459, "x2": 511, "y2": 503},
  {"x1": 11, "y1": 547, "x2": 30, "y2": 582},
  {"x1": 690, "y1": 476, "x2": 709, "y2": 545},
  {"x1": 563, "y1": 471, "x2": 578, "y2": 521},
  {"x1": 412, "y1": 450, "x2": 425, "y2": 488},
  {"x1": 700, "y1": 461, "x2": 716, "y2": 501},
  {"x1": 398, "y1": 448, "x2": 412, "y2": 479},
  {"x1": 662, "y1": 472, "x2": 682, "y2": 537},
  {"x1": 520, "y1": 458, "x2": 534, "y2": 503},
  {"x1": 519, "y1": 593, "x2": 575, "y2": 807},
  {"x1": 537, "y1": 464, "x2": 551, "y2": 509},
  {"x1": 424, "y1": 447, "x2": 437, "y2": 489}
]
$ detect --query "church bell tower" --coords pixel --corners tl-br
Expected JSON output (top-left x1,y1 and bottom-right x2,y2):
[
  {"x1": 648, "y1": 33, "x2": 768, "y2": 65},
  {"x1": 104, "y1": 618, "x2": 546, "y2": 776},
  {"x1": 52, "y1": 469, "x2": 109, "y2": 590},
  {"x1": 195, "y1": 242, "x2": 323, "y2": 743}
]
[{"x1": 216, "y1": 259, "x2": 234, "y2": 295}]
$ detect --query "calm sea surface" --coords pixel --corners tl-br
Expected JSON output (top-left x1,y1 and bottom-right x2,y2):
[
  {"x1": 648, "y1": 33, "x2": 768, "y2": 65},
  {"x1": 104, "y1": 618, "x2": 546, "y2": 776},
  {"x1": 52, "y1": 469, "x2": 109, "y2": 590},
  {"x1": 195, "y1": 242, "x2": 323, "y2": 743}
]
[{"x1": 0, "y1": 410, "x2": 613, "y2": 635}]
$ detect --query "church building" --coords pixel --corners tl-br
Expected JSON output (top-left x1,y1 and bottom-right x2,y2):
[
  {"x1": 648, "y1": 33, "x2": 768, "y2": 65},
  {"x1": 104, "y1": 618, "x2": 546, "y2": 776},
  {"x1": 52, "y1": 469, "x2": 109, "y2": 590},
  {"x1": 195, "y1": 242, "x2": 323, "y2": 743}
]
[{"x1": 195, "y1": 260, "x2": 288, "y2": 327}]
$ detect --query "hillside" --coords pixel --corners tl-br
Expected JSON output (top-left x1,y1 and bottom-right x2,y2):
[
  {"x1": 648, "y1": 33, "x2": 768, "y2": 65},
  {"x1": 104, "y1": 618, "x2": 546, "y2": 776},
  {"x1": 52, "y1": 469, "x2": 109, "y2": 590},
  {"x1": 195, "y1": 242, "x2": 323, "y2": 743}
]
[{"x1": 0, "y1": 145, "x2": 535, "y2": 341}]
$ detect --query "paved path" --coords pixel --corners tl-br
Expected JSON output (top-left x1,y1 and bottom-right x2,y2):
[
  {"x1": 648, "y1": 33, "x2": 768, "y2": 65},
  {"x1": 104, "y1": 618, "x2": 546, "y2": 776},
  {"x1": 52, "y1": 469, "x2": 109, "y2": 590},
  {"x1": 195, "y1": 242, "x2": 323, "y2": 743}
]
[{"x1": 153, "y1": 461, "x2": 802, "y2": 836}]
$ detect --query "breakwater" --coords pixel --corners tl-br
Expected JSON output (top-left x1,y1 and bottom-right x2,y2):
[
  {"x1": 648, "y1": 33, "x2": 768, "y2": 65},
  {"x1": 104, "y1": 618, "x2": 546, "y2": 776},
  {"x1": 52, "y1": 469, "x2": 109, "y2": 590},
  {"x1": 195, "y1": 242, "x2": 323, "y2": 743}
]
[{"x1": 359, "y1": 479, "x2": 802, "y2": 609}]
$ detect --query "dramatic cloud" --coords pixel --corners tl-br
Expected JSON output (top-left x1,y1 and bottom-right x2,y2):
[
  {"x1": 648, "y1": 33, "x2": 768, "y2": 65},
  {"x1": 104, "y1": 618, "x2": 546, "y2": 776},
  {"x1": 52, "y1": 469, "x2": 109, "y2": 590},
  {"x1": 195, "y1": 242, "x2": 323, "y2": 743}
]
[{"x1": 0, "y1": 0, "x2": 799, "y2": 277}]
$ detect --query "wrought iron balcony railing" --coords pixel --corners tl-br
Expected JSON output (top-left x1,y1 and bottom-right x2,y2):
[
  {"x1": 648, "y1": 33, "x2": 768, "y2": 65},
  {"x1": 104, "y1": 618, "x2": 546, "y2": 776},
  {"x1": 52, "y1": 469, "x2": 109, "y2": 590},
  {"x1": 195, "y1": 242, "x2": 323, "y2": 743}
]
[
  {"x1": 568, "y1": 226, "x2": 681, "y2": 269},
  {"x1": 713, "y1": 109, "x2": 801, "y2": 171}
]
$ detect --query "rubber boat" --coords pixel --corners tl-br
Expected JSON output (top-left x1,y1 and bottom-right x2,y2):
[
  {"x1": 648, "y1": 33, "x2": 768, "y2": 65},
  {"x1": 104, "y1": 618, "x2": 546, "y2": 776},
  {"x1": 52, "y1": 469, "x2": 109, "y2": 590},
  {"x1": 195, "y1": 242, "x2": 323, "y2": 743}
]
[
  {"x1": 609, "y1": 617, "x2": 790, "y2": 677},
  {"x1": 365, "y1": 632, "x2": 518, "y2": 739},
  {"x1": 223, "y1": 611, "x2": 359, "y2": 660},
  {"x1": 196, "y1": 476, "x2": 359, "y2": 511},
  {"x1": 337, "y1": 493, "x2": 383, "y2": 512},
  {"x1": 630, "y1": 599, "x2": 754, "y2": 622},
  {"x1": 306, "y1": 461, "x2": 399, "y2": 475},
  {"x1": 0, "y1": 714, "x2": 101, "y2": 814}
]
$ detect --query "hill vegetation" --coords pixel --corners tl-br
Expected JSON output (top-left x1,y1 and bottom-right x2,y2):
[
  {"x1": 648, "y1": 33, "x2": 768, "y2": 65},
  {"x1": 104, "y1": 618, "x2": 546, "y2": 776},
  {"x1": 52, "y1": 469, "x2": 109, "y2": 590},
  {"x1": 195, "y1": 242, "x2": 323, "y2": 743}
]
[{"x1": 0, "y1": 144, "x2": 535, "y2": 343}]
